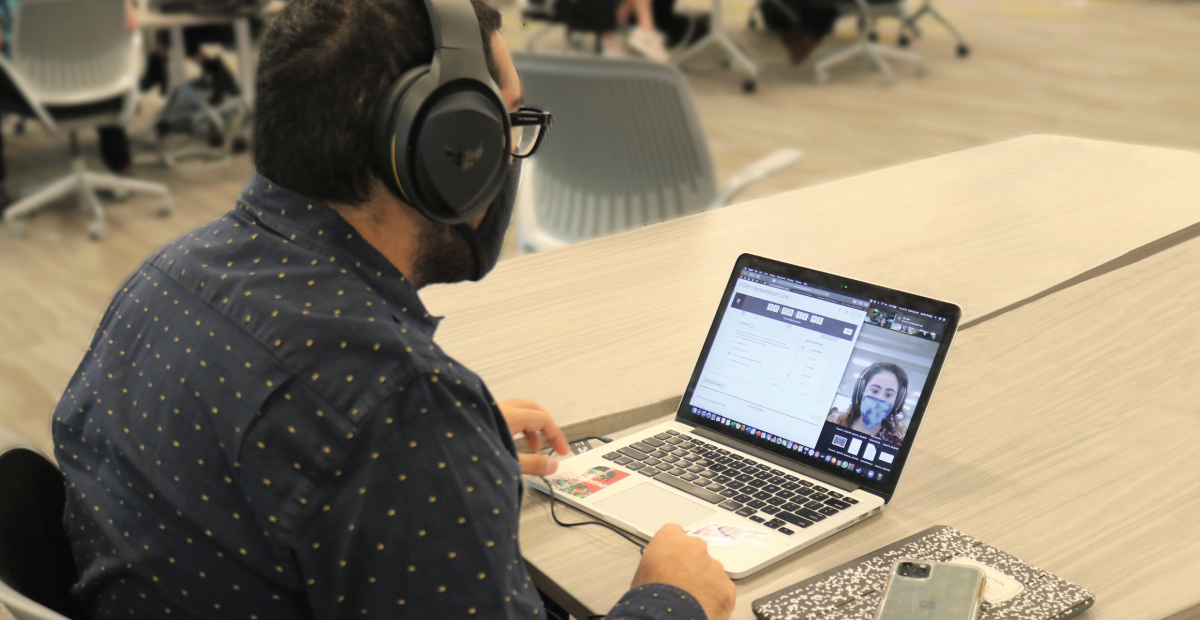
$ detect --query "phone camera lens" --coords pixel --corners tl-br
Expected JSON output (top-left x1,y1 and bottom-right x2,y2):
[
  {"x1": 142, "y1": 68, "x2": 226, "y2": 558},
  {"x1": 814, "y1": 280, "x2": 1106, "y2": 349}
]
[{"x1": 897, "y1": 561, "x2": 930, "y2": 578}]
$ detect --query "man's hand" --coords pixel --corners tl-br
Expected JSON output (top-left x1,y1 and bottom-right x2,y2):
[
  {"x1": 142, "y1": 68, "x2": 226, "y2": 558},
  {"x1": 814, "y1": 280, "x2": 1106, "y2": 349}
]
[
  {"x1": 497, "y1": 399, "x2": 569, "y2": 476},
  {"x1": 632, "y1": 524, "x2": 736, "y2": 620}
]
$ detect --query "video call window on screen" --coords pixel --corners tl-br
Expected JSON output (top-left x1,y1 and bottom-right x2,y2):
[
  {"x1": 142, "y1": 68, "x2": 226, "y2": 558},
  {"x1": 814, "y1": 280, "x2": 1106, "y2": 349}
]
[
  {"x1": 688, "y1": 268, "x2": 948, "y2": 484},
  {"x1": 825, "y1": 300, "x2": 943, "y2": 448}
]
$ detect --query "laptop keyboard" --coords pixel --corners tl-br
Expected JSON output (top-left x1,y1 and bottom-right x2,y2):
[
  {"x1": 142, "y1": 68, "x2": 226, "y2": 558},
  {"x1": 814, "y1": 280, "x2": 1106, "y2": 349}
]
[{"x1": 602, "y1": 430, "x2": 858, "y2": 536}]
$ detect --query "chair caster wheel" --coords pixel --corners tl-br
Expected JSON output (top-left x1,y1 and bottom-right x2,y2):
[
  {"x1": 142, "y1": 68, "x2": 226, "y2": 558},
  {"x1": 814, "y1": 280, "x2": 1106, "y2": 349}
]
[
  {"x1": 867, "y1": 31, "x2": 878, "y2": 42},
  {"x1": 231, "y1": 137, "x2": 249, "y2": 154},
  {"x1": 742, "y1": 79, "x2": 757, "y2": 93},
  {"x1": 207, "y1": 131, "x2": 225, "y2": 149},
  {"x1": 87, "y1": 221, "x2": 107, "y2": 241},
  {"x1": 157, "y1": 201, "x2": 174, "y2": 218},
  {"x1": 956, "y1": 43, "x2": 970, "y2": 58},
  {"x1": 898, "y1": 35, "x2": 910, "y2": 47},
  {"x1": 5, "y1": 219, "x2": 26, "y2": 238}
]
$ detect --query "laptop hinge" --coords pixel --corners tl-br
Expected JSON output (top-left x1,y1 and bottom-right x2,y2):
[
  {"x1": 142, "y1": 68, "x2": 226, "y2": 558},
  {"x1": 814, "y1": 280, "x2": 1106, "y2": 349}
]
[{"x1": 689, "y1": 426, "x2": 859, "y2": 493}]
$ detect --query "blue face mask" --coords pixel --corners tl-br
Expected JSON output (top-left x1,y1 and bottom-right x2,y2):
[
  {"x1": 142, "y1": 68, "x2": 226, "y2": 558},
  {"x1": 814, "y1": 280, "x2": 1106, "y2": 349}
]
[
  {"x1": 859, "y1": 395, "x2": 893, "y2": 429},
  {"x1": 454, "y1": 160, "x2": 521, "y2": 282}
]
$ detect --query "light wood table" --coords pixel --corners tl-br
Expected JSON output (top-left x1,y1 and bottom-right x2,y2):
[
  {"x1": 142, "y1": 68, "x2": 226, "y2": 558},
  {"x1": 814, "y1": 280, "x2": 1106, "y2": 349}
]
[
  {"x1": 517, "y1": 216, "x2": 1200, "y2": 620},
  {"x1": 423, "y1": 134, "x2": 1200, "y2": 441}
]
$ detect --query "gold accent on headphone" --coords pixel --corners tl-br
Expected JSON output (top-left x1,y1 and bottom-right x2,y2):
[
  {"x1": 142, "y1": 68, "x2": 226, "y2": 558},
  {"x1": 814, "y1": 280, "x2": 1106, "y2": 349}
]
[{"x1": 390, "y1": 135, "x2": 411, "y2": 203}]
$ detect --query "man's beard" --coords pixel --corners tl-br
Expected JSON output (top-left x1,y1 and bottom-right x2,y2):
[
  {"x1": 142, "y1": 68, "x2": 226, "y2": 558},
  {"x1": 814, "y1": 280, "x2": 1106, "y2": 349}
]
[{"x1": 411, "y1": 219, "x2": 476, "y2": 288}]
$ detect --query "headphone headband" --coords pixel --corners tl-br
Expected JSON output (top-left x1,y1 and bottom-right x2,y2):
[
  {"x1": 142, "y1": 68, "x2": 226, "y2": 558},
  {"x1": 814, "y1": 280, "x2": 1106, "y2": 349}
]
[{"x1": 427, "y1": 0, "x2": 492, "y2": 82}]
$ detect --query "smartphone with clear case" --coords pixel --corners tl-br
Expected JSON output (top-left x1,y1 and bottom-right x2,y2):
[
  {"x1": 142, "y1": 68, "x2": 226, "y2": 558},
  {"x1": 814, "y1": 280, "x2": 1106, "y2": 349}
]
[{"x1": 874, "y1": 559, "x2": 986, "y2": 620}]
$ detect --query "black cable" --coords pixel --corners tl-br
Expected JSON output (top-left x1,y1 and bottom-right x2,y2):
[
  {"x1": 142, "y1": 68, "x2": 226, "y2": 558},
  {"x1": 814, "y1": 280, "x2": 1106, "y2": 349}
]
[
  {"x1": 534, "y1": 435, "x2": 613, "y2": 456},
  {"x1": 537, "y1": 435, "x2": 644, "y2": 554},
  {"x1": 541, "y1": 476, "x2": 646, "y2": 554}
]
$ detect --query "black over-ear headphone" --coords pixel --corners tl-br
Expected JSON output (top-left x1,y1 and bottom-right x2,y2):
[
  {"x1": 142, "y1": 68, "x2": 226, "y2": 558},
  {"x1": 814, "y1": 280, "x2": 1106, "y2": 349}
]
[
  {"x1": 373, "y1": 0, "x2": 510, "y2": 225},
  {"x1": 852, "y1": 364, "x2": 908, "y2": 417}
]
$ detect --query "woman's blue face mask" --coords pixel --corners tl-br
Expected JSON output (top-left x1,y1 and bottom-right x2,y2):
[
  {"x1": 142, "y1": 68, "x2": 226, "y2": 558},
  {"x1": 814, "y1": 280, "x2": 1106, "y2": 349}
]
[{"x1": 859, "y1": 395, "x2": 893, "y2": 429}]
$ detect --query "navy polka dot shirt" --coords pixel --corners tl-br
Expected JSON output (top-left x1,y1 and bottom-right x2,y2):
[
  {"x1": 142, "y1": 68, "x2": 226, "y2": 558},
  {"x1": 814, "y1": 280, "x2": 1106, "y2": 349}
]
[{"x1": 52, "y1": 174, "x2": 706, "y2": 620}]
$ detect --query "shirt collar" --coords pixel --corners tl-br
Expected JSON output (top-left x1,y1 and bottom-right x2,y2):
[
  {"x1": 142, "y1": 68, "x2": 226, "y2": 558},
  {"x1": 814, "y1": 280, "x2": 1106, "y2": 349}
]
[{"x1": 235, "y1": 173, "x2": 442, "y2": 333}]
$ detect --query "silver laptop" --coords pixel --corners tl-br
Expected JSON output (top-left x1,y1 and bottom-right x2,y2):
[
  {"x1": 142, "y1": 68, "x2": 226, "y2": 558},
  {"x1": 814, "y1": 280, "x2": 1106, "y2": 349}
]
[{"x1": 529, "y1": 253, "x2": 962, "y2": 578}]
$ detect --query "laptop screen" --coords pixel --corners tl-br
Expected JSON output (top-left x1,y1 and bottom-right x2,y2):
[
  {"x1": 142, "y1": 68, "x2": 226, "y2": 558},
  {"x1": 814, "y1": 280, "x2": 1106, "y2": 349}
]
[{"x1": 679, "y1": 255, "x2": 959, "y2": 495}]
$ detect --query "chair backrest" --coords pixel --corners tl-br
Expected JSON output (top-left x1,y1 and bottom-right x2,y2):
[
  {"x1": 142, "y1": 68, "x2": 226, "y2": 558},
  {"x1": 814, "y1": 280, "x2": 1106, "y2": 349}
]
[
  {"x1": 11, "y1": 0, "x2": 136, "y2": 105},
  {"x1": 513, "y1": 53, "x2": 717, "y2": 244},
  {"x1": 0, "y1": 430, "x2": 80, "y2": 620}
]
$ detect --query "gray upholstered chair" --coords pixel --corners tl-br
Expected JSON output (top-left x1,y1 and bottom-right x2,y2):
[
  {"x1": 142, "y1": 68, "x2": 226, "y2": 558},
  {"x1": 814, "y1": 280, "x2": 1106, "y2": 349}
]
[{"x1": 512, "y1": 53, "x2": 802, "y2": 253}]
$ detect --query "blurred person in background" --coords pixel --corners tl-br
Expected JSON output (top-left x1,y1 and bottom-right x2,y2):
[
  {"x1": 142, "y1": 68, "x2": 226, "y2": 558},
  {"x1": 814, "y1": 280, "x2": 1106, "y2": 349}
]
[
  {"x1": 139, "y1": 23, "x2": 252, "y2": 105},
  {"x1": 759, "y1": 0, "x2": 837, "y2": 64},
  {"x1": 558, "y1": 0, "x2": 670, "y2": 61}
]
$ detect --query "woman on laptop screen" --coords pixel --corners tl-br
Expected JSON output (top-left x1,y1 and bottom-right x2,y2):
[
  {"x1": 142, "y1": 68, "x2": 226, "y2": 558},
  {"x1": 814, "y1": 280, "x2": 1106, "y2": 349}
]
[{"x1": 828, "y1": 362, "x2": 909, "y2": 445}]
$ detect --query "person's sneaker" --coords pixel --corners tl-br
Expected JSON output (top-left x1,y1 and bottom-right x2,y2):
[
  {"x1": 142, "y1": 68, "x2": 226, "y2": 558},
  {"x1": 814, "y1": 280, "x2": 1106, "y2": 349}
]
[
  {"x1": 601, "y1": 33, "x2": 631, "y2": 58},
  {"x1": 628, "y1": 28, "x2": 670, "y2": 63}
]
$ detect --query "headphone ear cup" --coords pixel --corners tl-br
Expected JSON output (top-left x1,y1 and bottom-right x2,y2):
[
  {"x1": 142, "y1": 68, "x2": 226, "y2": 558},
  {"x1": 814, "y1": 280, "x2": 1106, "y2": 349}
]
[
  {"x1": 892, "y1": 385, "x2": 907, "y2": 416},
  {"x1": 373, "y1": 65, "x2": 433, "y2": 202},
  {"x1": 376, "y1": 69, "x2": 508, "y2": 224},
  {"x1": 852, "y1": 373, "x2": 867, "y2": 411},
  {"x1": 407, "y1": 87, "x2": 508, "y2": 223}
]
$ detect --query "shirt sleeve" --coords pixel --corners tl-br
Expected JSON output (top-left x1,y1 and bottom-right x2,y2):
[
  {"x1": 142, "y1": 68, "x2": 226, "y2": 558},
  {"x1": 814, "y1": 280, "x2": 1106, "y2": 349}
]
[
  {"x1": 607, "y1": 584, "x2": 709, "y2": 620},
  {"x1": 280, "y1": 370, "x2": 708, "y2": 620}
]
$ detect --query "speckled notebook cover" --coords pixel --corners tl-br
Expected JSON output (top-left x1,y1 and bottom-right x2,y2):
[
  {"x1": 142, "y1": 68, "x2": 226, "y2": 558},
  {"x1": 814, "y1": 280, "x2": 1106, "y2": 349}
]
[{"x1": 753, "y1": 526, "x2": 1094, "y2": 620}]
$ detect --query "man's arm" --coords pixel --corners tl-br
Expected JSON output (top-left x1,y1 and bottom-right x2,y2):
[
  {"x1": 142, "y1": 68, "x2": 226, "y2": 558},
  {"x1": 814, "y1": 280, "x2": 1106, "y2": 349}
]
[
  {"x1": 284, "y1": 373, "x2": 566, "y2": 618},
  {"x1": 282, "y1": 373, "x2": 731, "y2": 619}
]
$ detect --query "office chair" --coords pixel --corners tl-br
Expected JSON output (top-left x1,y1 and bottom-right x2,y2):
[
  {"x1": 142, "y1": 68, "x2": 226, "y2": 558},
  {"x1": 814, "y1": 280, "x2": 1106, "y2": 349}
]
[
  {"x1": 1, "y1": 0, "x2": 173, "y2": 241},
  {"x1": 814, "y1": 0, "x2": 926, "y2": 85},
  {"x1": 750, "y1": 0, "x2": 924, "y2": 85},
  {"x1": 520, "y1": 0, "x2": 615, "y2": 54},
  {"x1": 512, "y1": 53, "x2": 802, "y2": 253},
  {"x1": 0, "y1": 429, "x2": 82, "y2": 620},
  {"x1": 897, "y1": 0, "x2": 970, "y2": 58}
]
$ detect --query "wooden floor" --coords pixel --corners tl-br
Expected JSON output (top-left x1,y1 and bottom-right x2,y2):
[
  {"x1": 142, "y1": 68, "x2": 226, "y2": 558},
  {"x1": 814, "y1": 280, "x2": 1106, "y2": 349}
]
[{"x1": 1, "y1": 0, "x2": 1199, "y2": 454}]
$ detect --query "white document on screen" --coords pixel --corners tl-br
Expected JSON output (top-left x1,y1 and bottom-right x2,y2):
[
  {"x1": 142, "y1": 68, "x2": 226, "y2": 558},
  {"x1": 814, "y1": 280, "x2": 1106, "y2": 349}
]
[{"x1": 690, "y1": 279, "x2": 867, "y2": 448}]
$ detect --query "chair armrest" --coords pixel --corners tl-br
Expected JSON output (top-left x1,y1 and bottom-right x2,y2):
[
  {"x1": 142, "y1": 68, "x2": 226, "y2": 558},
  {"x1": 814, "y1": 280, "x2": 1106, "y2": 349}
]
[
  {"x1": 0, "y1": 55, "x2": 56, "y2": 132},
  {"x1": 709, "y1": 147, "x2": 803, "y2": 209},
  {"x1": 118, "y1": 29, "x2": 145, "y2": 124}
]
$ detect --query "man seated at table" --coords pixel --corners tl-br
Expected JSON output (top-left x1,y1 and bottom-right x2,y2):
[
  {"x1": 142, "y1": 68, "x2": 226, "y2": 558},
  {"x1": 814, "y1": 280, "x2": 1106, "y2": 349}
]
[{"x1": 50, "y1": 0, "x2": 735, "y2": 618}]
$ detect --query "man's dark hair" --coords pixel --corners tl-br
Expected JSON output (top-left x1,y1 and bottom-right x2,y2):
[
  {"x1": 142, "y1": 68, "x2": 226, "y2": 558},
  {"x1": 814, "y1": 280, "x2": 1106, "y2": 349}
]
[{"x1": 254, "y1": 0, "x2": 504, "y2": 206}]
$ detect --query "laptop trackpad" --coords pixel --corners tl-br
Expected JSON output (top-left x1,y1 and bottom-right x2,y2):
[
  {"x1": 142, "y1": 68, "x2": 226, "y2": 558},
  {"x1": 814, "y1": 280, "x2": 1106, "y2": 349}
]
[{"x1": 593, "y1": 483, "x2": 716, "y2": 534}]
